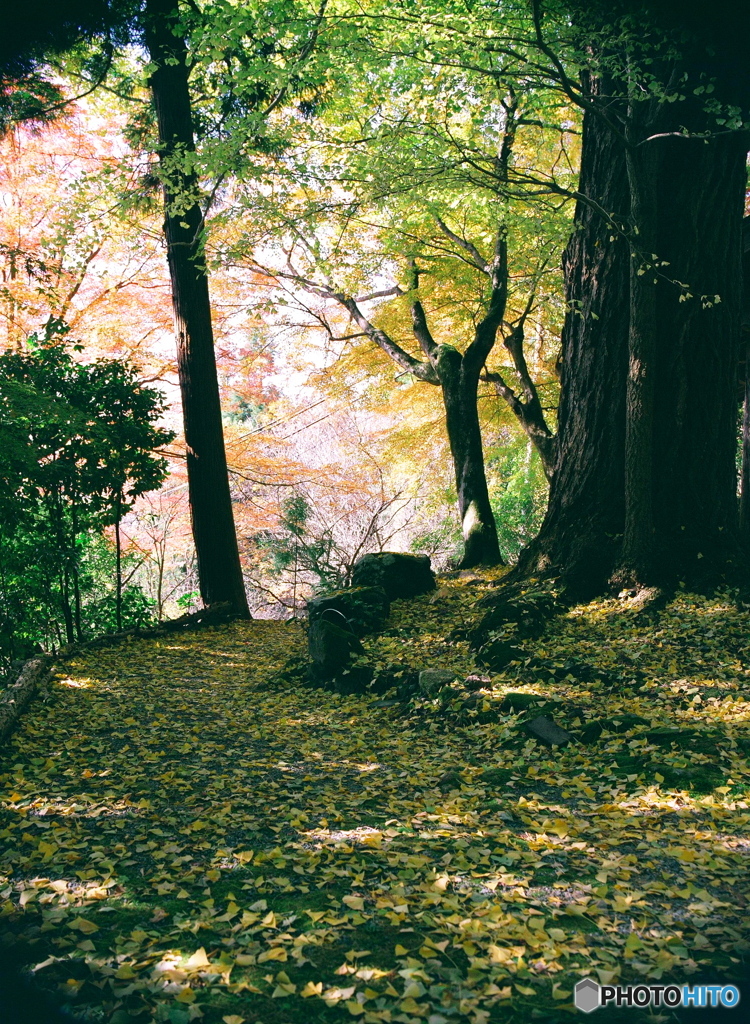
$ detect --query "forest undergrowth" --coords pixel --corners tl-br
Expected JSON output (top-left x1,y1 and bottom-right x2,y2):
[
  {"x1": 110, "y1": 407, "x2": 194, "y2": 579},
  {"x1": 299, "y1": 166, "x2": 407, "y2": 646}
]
[{"x1": 1, "y1": 572, "x2": 749, "y2": 1024}]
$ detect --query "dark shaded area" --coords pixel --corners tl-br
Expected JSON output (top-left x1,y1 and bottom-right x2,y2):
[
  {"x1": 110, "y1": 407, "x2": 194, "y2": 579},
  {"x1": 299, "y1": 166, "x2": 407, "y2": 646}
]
[
  {"x1": 0, "y1": 958, "x2": 76, "y2": 1023},
  {"x1": 0, "y1": 0, "x2": 112, "y2": 78}
]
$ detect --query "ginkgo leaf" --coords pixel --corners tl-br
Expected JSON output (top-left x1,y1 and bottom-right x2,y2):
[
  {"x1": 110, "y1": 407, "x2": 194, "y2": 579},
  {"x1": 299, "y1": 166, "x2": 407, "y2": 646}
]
[
  {"x1": 68, "y1": 918, "x2": 99, "y2": 934},
  {"x1": 185, "y1": 948, "x2": 210, "y2": 970},
  {"x1": 257, "y1": 948, "x2": 287, "y2": 963}
]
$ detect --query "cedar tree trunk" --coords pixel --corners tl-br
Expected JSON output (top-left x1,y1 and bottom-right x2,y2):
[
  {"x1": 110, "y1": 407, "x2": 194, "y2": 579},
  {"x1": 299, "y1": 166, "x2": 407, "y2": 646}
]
[
  {"x1": 144, "y1": 0, "x2": 249, "y2": 616},
  {"x1": 518, "y1": 94, "x2": 630, "y2": 595},
  {"x1": 519, "y1": 85, "x2": 747, "y2": 596}
]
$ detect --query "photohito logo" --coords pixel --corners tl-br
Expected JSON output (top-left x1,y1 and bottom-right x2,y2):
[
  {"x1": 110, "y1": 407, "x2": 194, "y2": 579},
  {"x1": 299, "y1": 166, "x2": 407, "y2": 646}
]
[{"x1": 574, "y1": 978, "x2": 741, "y2": 1013}]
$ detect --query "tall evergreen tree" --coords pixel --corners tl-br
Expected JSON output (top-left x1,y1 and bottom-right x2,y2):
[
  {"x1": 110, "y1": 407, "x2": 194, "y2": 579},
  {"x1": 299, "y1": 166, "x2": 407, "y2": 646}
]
[
  {"x1": 143, "y1": 0, "x2": 250, "y2": 615},
  {"x1": 518, "y1": 0, "x2": 750, "y2": 595}
]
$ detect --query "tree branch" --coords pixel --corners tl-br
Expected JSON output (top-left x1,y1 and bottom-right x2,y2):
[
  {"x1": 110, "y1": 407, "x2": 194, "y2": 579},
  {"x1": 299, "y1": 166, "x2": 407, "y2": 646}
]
[
  {"x1": 434, "y1": 216, "x2": 490, "y2": 273},
  {"x1": 406, "y1": 259, "x2": 439, "y2": 365}
]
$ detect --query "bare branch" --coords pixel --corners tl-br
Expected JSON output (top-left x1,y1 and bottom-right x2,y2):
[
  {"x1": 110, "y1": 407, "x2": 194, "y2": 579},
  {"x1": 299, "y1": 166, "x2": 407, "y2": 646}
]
[{"x1": 434, "y1": 216, "x2": 490, "y2": 273}]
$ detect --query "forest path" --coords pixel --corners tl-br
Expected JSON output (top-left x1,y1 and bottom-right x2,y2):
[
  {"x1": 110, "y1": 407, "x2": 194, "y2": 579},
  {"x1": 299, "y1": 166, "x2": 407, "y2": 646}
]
[{"x1": 1, "y1": 590, "x2": 750, "y2": 1023}]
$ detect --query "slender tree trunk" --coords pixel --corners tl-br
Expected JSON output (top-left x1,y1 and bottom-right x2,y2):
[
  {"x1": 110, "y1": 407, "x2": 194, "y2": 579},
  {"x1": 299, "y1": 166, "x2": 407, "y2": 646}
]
[
  {"x1": 72, "y1": 563, "x2": 83, "y2": 641},
  {"x1": 71, "y1": 506, "x2": 83, "y2": 640},
  {"x1": 741, "y1": 344, "x2": 750, "y2": 538},
  {"x1": 438, "y1": 345, "x2": 503, "y2": 568},
  {"x1": 60, "y1": 567, "x2": 74, "y2": 644},
  {"x1": 115, "y1": 497, "x2": 122, "y2": 633},
  {"x1": 740, "y1": 220, "x2": 750, "y2": 538},
  {"x1": 144, "y1": 0, "x2": 249, "y2": 616}
]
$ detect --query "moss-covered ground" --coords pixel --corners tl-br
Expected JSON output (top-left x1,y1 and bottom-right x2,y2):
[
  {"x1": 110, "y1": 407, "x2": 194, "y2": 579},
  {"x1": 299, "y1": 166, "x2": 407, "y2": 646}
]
[{"x1": 1, "y1": 573, "x2": 749, "y2": 1023}]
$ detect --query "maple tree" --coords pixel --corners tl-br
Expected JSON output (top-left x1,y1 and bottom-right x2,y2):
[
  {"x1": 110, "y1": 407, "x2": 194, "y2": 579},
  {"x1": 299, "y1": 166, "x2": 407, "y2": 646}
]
[
  {"x1": 0, "y1": 104, "x2": 175, "y2": 363},
  {"x1": 223, "y1": 25, "x2": 569, "y2": 568}
]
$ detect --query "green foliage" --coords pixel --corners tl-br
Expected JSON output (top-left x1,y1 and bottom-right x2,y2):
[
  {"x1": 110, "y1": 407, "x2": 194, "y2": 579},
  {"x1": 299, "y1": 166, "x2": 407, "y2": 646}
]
[
  {"x1": 0, "y1": 325, "x2": 173, "y2": 660},
  {"x1": 255, "y1": 494, "x2": 341, "y2": 593},
  {"x1": 488, "y1": 437, "x2": 549, "y2": 561},
  {"x1": 0, "y1": 530, "x2": 154, "y2": 666}
]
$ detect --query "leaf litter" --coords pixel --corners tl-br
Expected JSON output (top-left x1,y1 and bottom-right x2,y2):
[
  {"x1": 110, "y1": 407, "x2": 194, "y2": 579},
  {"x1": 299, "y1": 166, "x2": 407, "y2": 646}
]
[{"x1": 1, "y1": 578, "x2": 749, "y2": 1023}]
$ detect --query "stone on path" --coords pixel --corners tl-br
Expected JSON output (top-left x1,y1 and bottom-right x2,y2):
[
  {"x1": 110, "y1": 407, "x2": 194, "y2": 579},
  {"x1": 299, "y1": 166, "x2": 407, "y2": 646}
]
[
  {"x1": 351, "y1": 552, "x2": 435, "y2": 600},
  {"x1": 308, "y1": 618, "x2": 364, "y2": 682},
  {"x1": 419, "y1": 669, "x2": 457, "y2": 696},
  {"x1": 524, "y1": 715, "x2": 574, "y2": 747}
]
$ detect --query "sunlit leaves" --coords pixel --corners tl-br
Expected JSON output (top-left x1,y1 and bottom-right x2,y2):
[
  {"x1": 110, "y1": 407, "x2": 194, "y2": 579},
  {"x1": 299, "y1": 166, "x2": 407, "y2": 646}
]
[{"x1": 0, "y1": 584, "x2": 749, "y2": 1024}]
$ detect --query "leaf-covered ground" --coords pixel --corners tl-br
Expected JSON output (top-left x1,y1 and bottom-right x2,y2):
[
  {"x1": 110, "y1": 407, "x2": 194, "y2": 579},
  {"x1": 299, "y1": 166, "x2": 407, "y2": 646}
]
[{"x1": 1, "y1": 575, "x2": 749, "y2": 1024}]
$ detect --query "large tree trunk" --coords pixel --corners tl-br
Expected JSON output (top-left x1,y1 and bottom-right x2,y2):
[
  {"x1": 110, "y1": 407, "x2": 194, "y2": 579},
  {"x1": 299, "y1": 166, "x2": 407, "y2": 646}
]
[
  {"x1": 650, "y1": 129, "x2": 746, "y2": 578},
  {"x1": 438, "y1": 345, "x2": 503, "y2": 568},
  {"x1": 144, "y1": 0, "x2": 249, "y2": 616},
  {"x1": 619, "y1": 123, "x2": 658, "y2": 584},
  {"x1": 740, "y1": 219, "x2": 750, "y2": 536},
  {"x1": 518, "y1": 95, "x2": 631, "y2": 596},
  {"x1": 519, "y1": 86, "x2": 747, "y2": 597}
]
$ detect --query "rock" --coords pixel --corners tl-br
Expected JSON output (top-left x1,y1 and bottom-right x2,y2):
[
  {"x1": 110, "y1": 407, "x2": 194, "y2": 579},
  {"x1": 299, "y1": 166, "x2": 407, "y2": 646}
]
[
  {"x1": 464, "y1": 673, "x2": 492, "y2": 691},
  {"x1": 476, "y1": 638, "x2": 523, "y2": 671},
  {"x1": 396, "y1": 673, "x2": 421, "y2": 700},
  {"x1": 524, "y1": 715, "x2": 574, "y2": 747},
  {"x1": 351, "y1": 552, "x2": 435, "y2": 600},
  {"x1": 333, "y1": 664, "x2": 374, "y2": 695},
  {"x1": 457, "y1": 693, "x2": 499, "y2": 722},
  {"x1": 307, "y1": 586, "x2": 390, "y2": 636},
  {"x1": 643, "y1": 724, "x2": 721, "y2": 757},
  {"x1": 478, "y1": 767, "x2": 515, "y2": 787},
  {"x1": 370, "y1": 663, "x2": 419, "y2": 695},
  {"x1": 470, "y1": 586, "x2": 561, "y2": 648},
  {"x1": 419, "y1": 669, "x2": 457, "y2": 696},
  {"x1": 436, "y1": 770, "x2": 464, "y2": 791},
  {"x1": 308, "y1": 618, "x2": 364, "y2": 683},
  {"x1": 470, "y1": 603, "x2": 545, "y2": 650},
  {"x1": 499, "y1": 691, "x2": 548, "y2": 713},
  {"x1": 651, "y1": 763, "x2": 724, "y2": 793},
  {"x1": 580, "y1": 713, "x2": 650, "y2": 743}
]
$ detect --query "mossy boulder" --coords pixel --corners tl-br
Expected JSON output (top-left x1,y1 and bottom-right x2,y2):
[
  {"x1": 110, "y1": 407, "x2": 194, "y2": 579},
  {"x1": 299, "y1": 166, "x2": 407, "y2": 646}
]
[
  {"x1": 650, "y1": 763, "x2": 725, "y2": 794},
  {"x1": 580, "y1": 713, "x2": 650, "y2": 743},
  {"x1": 308, "y1": 618, "x2": 365, "y2": 688},
  {"x1": 478, "y1": 767, "x2": 515, "y2": 787},
  {"x1": 499, "y1": 691, "x2": 550, "y2": 714},
  {"x1": 645, "y1": 727, "x2": 722, "y2": 754},
  {"x1": 476, "y1": 638, "x2": 523, "y2": 671},
  {"x1": 307, "y1": 586, "x2": 390, "y2": 636},
  {"x1": 351, "y1": 552, "x2": 435, "y2": 600}
]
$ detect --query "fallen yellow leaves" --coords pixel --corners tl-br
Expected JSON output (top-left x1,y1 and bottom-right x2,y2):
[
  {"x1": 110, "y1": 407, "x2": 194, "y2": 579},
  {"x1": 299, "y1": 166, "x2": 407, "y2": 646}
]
[{"x1": 0, "y1": 592, "x2": 747, "y2": 1024}]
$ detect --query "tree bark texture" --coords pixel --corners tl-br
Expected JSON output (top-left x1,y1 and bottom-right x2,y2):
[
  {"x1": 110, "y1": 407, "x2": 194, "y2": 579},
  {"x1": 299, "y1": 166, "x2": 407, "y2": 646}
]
[
  {"x1": 650, "y1": 130, "x2": 746, "y2": 577},
  {"x1": 739, "y1": 219, "x2": 750, "y2": 536},
  {"x1": 520, "y1": 91, "x2": 747, "y2": 596},
  {"x1": 518, "y1": 98, "x2": 630, "y2": 595},
  {"x1": 619, "y1": 124, "x2": 658, "y2": 583},
  {"x1": 438, "y1": 345, "x2": 503, "y2": 568},
  {"x1": 144, "y1": 0, "x2": 249, "y2": 616}
]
